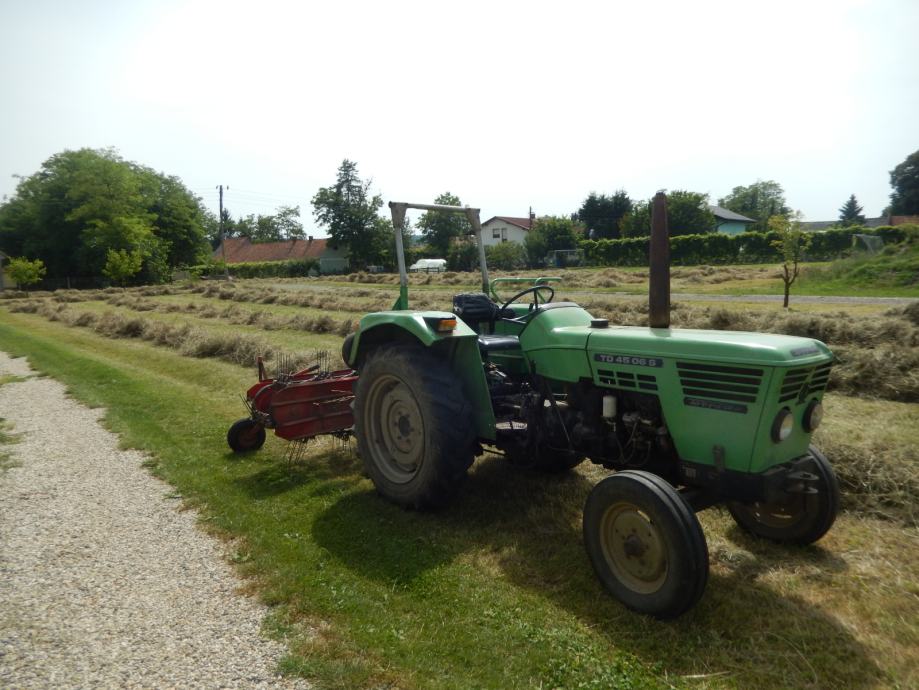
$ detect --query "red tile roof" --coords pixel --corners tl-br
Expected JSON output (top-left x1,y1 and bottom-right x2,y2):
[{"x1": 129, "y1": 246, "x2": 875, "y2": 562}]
[
  {"x1": 483, "y1": 216, "x2": 534, "y2": 231},
  {"x1": 214, "y1": 237, "x2": 330, "y2": 263}
]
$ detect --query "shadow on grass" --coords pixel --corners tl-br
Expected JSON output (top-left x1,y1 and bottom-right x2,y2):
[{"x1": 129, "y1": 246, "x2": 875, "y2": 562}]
[
  {"x1": 234, "y1": 445, "x2": 364, "y2": 500},
  {"x1": 311, "y1": 454, "x2": 884, "y2": 688}
]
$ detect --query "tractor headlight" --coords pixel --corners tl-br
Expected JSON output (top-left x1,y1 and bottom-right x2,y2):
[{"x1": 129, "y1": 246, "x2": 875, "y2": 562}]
[
  {"x1": 803, "y1": 400, "x2": 823, "y2": 432},
  {"x1": 771, "y1": 408, "x2": 794, "y2": 443}
]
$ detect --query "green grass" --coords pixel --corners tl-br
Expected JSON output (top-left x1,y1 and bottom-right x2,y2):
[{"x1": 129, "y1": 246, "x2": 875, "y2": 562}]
[
  {"x1": 795, "y1": 243, "x2": 919, "y2": 297},
  {"x1": 1, "y1": 309, "x2": 916, "y2": 689}
]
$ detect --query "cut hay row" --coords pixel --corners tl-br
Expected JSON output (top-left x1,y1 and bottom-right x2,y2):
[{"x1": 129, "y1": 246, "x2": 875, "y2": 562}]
[
  {"x1": 817, "y1": 429, "x2": 919, "y2": 527},
  {"x1": 9, "y1": 301, "x2": 332, "y2": 370},
  {"x1": 101, "y1": 295, "x2": 357, "y2": 337}
]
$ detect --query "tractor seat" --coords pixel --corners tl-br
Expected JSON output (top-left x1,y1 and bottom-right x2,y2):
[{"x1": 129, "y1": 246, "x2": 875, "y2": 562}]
[{"x1": 477, "y1": 334, "x2": 520, "y2": 353}]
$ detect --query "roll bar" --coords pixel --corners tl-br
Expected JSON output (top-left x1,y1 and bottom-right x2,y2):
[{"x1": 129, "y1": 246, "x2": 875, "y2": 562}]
[{"x1": 388, "y1": 201, "x2": 490, "y2": 310}]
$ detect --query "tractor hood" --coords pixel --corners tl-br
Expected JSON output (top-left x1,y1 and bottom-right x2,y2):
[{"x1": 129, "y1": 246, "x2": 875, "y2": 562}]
[
  {"x1": 519, "y1": 304, "x2": 833, "y2": 381},
  {"x1": 586, "y1": 326, "x2": 833, "y2": 368}
]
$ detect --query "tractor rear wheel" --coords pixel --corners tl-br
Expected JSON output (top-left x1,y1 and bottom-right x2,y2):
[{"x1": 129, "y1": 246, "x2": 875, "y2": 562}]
[
  {"x1": 583, "y1": 470, "x2": 709, "y2": 619},
  {"x1": 353, "y1": 345, "x2": 475, "y2": 509},
  {"x1": 727, "y1": 445, "x2": 839, "y2": 545},
  {"x1": 227, "y1": 418, "x2": 266, "y2": 453}
]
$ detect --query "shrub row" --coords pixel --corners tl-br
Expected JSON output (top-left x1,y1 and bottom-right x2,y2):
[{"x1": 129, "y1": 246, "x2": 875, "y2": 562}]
[
  {"x1": 578, "y1": 225, "x2": 919, "y2": 266},
  {"x1": 188, "y1": 258, "x2": 320, "y2": 279}
]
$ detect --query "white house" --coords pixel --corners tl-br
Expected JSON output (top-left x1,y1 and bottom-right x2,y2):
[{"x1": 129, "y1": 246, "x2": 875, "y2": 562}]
[{"x1": 480, "y1": 214, "x2": 535, "y2": 247}]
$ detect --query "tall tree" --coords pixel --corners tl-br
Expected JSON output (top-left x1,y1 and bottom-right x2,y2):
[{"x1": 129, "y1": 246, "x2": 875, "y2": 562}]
[
  {"x1": 620, "y1": 191, "x2": 715, "y2": 237},
  {"x1": 888, "y1": 149, "x2": 919, "y2": 215},
  {"x1": 0, "y1": 148, "x2": 209, "y2": 282},
  {"x1": 577, "y1": 190, "x2": 632, "y2": 239},
  {"x1": 838, "y1": 194, "x2": 865, "y2": 227},
  {"x1": 524, "y1": 216, "x2": 580, "y2": 266},
  {"x1": 311, "y1": 160, "x2": 388, "y2": 268},
  {"x1": 719, "y1": 180, "x2": 790, "y2": 232},
  {"x1": 416, "y1": 192, "x2": 470, "y2": 256},
  {"x1": 248, "y1": 205, "x2": 305, "y2": 243}
]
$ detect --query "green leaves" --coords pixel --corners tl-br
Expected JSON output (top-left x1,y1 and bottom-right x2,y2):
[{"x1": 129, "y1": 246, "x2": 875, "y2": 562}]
[
  {"x1": 0, "y1": 148, "x2": 210, "y2": 284},
  {"x1": 889, "y1": 149, "x2": 919, "y2": 215},
  {"x1": 417, "y1": 192, "x2": 470, "y2": 257},
  {"x1": 7, "y1": 257, "x2": 46, "y2": 289},
  {"x1": 102, "y1": 249, "x2": 144, "y2": 287},
  {"x1": 719, "y1": 180, "x2": 790, "y2": 233},
  {"x1": 311, "y1": 160, "x2": 388, "y2": 269},
  {"x1": 577, "y1": 190, "x2": 632, "y2": 240},
  {"x1": 838, "y1": 194, "x2": 865, "y2": 227}
]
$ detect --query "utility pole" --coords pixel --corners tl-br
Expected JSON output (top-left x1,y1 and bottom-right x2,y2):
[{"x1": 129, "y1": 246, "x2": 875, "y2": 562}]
[{"x1": 217, "y1": 184, "x2": 230, "y2": 279}]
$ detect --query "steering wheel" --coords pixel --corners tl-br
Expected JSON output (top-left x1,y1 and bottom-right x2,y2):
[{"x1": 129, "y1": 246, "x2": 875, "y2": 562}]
[{"x1": 499, "y1": 285, "x2": 555, "y2": 318}]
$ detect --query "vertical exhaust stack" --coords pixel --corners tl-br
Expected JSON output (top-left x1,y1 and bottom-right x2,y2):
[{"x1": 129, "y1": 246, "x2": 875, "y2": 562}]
[{"x1": 649, "y1": 191, "x2": 670, "y2": 329}]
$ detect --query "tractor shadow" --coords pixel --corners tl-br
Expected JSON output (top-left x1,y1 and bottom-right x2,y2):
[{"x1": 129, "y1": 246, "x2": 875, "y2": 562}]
[
  {"x1": 234, "y1": 443, "x2": 364, "y2": 500},
  {"x1": 312, "y1": 453, "x2": 883, "y2": 687}
]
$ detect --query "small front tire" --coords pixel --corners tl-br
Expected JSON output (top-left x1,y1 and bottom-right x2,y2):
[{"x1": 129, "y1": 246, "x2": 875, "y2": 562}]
[
  {"x1": 727, "y1": 445, "x2": 839, "y2": 545},
  {"x1": 583, "y1": 470, "x2": 709, "y2": 619},
  {"x1": 227, "y1": 418, "x2": 266, "y2": 453}
]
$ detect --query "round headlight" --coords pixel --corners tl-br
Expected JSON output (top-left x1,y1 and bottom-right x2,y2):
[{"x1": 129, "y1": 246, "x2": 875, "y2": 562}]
[
  {"x1": 771, "y1": 408, "x2": 794, "y2": 443},
  {"x1": 803, "y1": 400, "x2": 823, "y2": 432}
]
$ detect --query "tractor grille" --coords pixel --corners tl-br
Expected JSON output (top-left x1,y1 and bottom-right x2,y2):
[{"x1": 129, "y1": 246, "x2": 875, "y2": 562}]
[
  {"x1": 597, "y1": 369, "x2": 659, "y2": 392},
  {"x1": 778, "y1": 361, "x2": 833, "y2": 404},
  {"x1": 677, "y1": 362, "x2": 763, "y2": 404}
]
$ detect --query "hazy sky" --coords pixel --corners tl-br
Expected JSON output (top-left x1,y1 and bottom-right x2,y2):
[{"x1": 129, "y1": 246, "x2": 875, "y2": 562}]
[{"x1": 2, "y1": 0, "x2": 917, "y2": 235}]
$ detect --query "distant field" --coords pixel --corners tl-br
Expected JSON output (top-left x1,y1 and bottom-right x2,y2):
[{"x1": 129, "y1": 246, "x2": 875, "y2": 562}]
[{"x1": 1, "y1": 275, "x2": 917, "y2": 689}]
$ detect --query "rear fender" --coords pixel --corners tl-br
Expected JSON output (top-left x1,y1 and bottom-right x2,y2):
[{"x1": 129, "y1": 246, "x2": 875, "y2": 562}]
[{"x1": 349, "y1": 311, "x2": 496, "y2": 441}]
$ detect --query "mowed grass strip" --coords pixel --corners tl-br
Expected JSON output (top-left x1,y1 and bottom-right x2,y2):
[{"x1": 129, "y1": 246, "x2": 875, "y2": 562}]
[{"x1": 1, "y1": 310, "x2": 917, "y2": 689}]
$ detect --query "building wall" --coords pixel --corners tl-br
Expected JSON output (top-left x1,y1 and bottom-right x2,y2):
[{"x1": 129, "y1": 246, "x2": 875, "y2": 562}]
[
  {"x1": 481, "y1": 220, "x2": 528, "y2": 247},
  {"x1": 319, "y1": 243, "x2": 349, "y2": 273},
  {"x1": 716, "y1": 221, "x2": 751, "y2": 235}
]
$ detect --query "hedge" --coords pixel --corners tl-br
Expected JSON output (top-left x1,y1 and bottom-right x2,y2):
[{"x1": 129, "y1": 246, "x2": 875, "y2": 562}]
[
  {"x1": 578, "y1": 225, "x2": 917, "y2": 267},
  {"x1": 188, "y1": 258, "x2": 320, "y2": 279}
]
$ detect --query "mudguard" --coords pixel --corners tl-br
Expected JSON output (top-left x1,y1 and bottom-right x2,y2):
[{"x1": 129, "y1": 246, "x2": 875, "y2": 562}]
[{"x1": 347, "y1": 310, "x2": 497, "y2": 441}]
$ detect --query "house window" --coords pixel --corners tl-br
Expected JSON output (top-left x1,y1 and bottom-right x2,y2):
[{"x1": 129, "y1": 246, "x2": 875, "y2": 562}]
[{"x1": 493, "y1": 228, "x2": 501, "y2": 239}]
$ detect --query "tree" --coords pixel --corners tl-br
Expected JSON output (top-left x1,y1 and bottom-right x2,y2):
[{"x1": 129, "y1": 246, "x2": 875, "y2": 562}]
[
  {"x1": 248, "y1": 205, "x2": 305, "y2": 243},
  {"x1": 719, "y1": 180, "x2": 790, "y2": 232},
  {"x1": 7, "y1": 257, "x2": 46, "y2": 290},
  {"x1": 102, "y1": 248, "x2": 144, "y2": 287},
  {"x1": 620, "y1": 191, "x2": 715, "y2": 237},
  {"x1": 485, "y1": 242, "x2": 527, "y2": 270},
  {"x1": 769, "y1": 213, "x2": 810, "y2": 308},
  {"x1": 577, "y1": 190, "x2": 632, "y2": 239},
  {"x1": 524, "y1": 216, "x2": 580, "y2": 266},
  {"x1": 311, "y1": 160, "x2": 388, "y2": 268},
  {"x1": 838, "y1": 194, "x2": 865, "y2": 227},
  {"x1": 0, "y1": 148, "x2": 209, "y2": 283},
  {"x1": 416, "y1": 192, "x2": 470, "y2": 257},
  {"x1": 889, "y1": 149, "x2": 919, "y2": 215}
]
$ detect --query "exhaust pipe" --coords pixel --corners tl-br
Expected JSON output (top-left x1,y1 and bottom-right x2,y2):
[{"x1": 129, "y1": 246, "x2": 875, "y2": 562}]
[{"x1": 649, "y1": 191, "x2": 670, "y2": 329}]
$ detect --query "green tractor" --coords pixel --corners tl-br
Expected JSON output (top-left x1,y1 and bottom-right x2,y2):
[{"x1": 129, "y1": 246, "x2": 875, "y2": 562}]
[{"x1": 342, "y1": 195, "x2": 838, "y2": 618}]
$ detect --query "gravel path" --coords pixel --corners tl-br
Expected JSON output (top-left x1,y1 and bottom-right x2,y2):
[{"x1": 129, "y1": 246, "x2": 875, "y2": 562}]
[{"x1": 0, "y1": 352, "x2": 310, "y2": 689}]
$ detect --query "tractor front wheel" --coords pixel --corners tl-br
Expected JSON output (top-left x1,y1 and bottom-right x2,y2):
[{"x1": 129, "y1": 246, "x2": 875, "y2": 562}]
[
  {"x1": 727, "y1": 445, "x2": 839, "y2": 545},
  {"x1": 353, "y1": 345, "x2": 475, "y2": 509},
  {"x1": 227, "y1": 418, "x2": 266, "y2": 453},
  {"x1": 583, "y1": 471, "x2": 709, "y2": 619}
]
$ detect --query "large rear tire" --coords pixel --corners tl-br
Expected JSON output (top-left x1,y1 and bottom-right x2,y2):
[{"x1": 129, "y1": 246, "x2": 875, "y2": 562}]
[
  {"x1": 353, "y1": 344, "x2": 476, "y2": 509},
  {"x1": 583, "y1": 470, "x2": 709, "y2": 619},
  {"x1": 727, "y1": 445, "x2": 839, "y2": 545}
]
